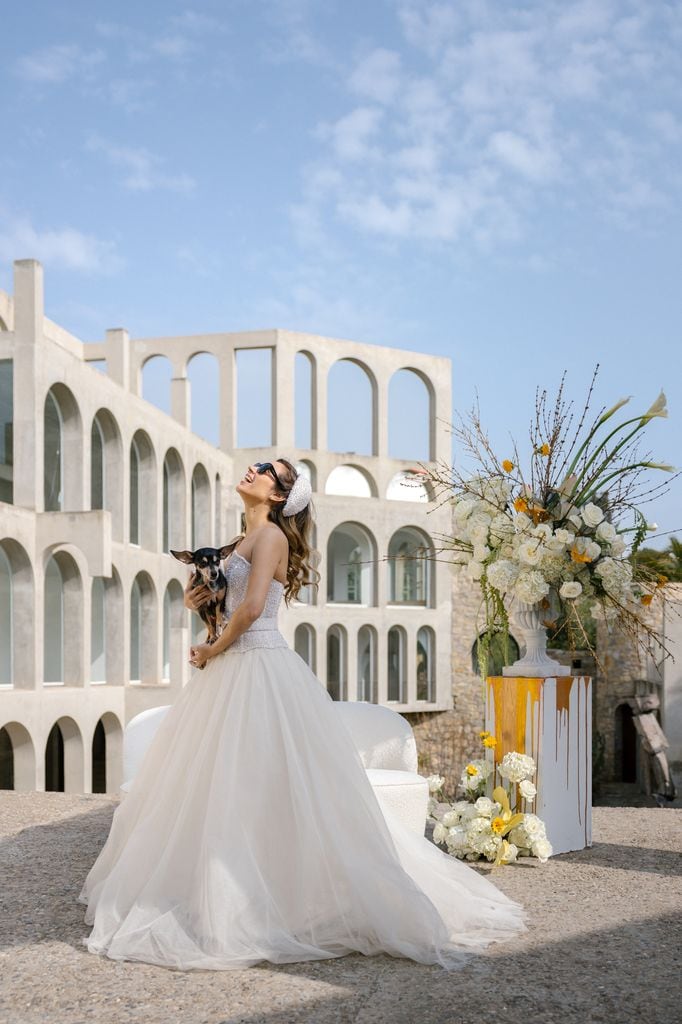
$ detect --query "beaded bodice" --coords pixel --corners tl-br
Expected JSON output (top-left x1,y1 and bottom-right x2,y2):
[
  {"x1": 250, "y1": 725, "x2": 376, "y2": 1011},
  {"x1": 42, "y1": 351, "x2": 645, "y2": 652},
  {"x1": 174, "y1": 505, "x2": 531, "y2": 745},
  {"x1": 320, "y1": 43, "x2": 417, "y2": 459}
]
[{"x1": 220, "y1": 551, "x2": 288, "y2": 653}]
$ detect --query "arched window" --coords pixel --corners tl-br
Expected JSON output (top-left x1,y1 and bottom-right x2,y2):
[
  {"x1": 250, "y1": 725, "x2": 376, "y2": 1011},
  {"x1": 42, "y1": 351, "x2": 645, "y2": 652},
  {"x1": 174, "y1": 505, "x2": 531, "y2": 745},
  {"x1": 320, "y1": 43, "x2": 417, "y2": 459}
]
[
  {"x1": 44, "y1": 556, "x2": 64, "y2": 682},
  {"x1": 45, "y1": 722, "x2": 64, "y2": 791},
  {"x1": 416, "y1": 626, "x2": 435, "y2": 701},
  {"x1": 327, "y1": 523, "x2": 375, "y2": 605},
  {"x1": 92, "y1": 719, "x2": 106, "y2": 793},
  {"x1": 1, "y1": 359, "x2": 14, "y2": 504},
  {"x1": 326, "y1": 624, "x2": 347, "y2": 701},
  {"x1": 471, "y1": 631, "x2": 520, "y2": 677},
  {"x1": 386, "y1": 471, "x2": 431, "y2": 503},
  {"x1": 44, "y1": 390, "x2": 62, "y2": 511},
  {"x1": 0, "y1": 727, "x2": 13, "y2": 789},
  {"x1": 163, "y1": 448, "x2": 185, "y2": 553},
  {"x1": 387, "y1": 626, "x2": 406, "y2": 702},
  {"x1": 357, "y1": 625, "x2": 376, "y2": 703},
  {"x1": 191, "y1": 464, "x2": 211, "y2": 549},
  {"x1": 0, "y1": 546, "x2": 11, "y2": 685},
  {"x1": 294, "y1": 624, "x2": 316, "y2": 670},
  {"x1": 130, "y1": 577, "x2": 142, "y2": 681},
  {"x1": 388, "y1": 528, "x2": 431, "y2": 605},
  {"x1": 91, "y1": 417, "x2": 104, "y2": 509},
  {"x1": 325, "y1": 465, "x2": 374, "y2": 497},
  {"x1": 91, "y1": 577, "x2": 106, "y2": 682},
  {"x1": 130, "y1": 436, "x2": 141, "y2": 545}
]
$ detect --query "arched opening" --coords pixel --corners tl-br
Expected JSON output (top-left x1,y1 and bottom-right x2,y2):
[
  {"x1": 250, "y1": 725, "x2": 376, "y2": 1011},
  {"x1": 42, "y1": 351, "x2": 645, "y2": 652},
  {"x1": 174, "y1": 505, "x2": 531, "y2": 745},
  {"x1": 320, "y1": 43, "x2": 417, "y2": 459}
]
[
  {"x1": 324, "y1": 464, "x2": 376, "y2": 498},
  {"x1": 45, "y1": 717, "x2": 83, "y2": 792},
  {"x1": 387, "y1": 527, "x2": 432, "y2": 606},
  {"x1": 90, "y1": 409, "x2": 124, "y2": 541},
  {"x1": 163, "y1": 579, "x2": 185, "y2": 683},
  {"x1": 129, "y1": 430, "x2": 156, "y2": 549},
  {"x1": 43, "y1": 383, "x2": 82, "y2": 511},
  {"x1": 91, "y1": 719, "x2": 106, "y2": 793},
  {"x1": 0, "y1": 540, "x2": 33, "y2": 688},
  {"x1": 386, "y1": 471, "x2": 432, "y2": 503},
  {"x1": 295, "y1": 459, "x2": 316, "y2": 492},
  {"x1": 295, "y1": 350, "x2": 315, "y2": 449},
  {"x1": 163, "y1": 447, "x2": 186, "y2": 553},
  {"x1": 236, "y1": 348, "x2": 273, "y2": 446},
  {"x1": 191, "y1": 464, "x2": 211, "y2": 549},
  {"x1": 387, "y1": 626, "x2": 407, "y2": 702},
  {"x1": 44, "y1": 551, "x2": 83, "y2": 685},
  {"x1": 0, "y1": 726, "x2": 13, "y2": 788},
  {"x1": 615, "y1": 703, "x2": 638, "y2": 783},
  {"x1": 327, "y1": 523, "x2": 375, "y2": 605},
  {"x1": 417, "y1": 626, "x2": 435, "y2": 701},
  {"x1": 142, "y1": 354, "x2": 173, "y2": 416},
  {"x1": 357, "y1": 625, "x2": 377, "y2": 703},
  {"x1": 471, "y1": 631, "x2": 521, "y2": 677},
  {"x1": 130, "y1": 572, "x2": 157, "y2": 683},
  {"x1": 388, "y1": 367, "x2": 434, "y2": 461},
  {"x1": 327, "y1": 359, "x2": 376, "y2": 456},
  {"x1": 294, "y1": 623, "x2": 316, "y2": 670},
  {"x1": 0, "y1": 358, "x2": 13, "y2": 504},
  {"x1": 0, "y1": 721, "x2": 34, "y2": 790},
  {"x1": 326, "y1": 624, "x2": 347, "y2": 701},
  {"x1": 214, "y1": 472, "x2": 222, "y2": 545},
  {"x1": 91, "y1": 576, "x2": 106, "y2": 682},
  {"x1": 188, "y1": 351, "x2": 220, "y2": 446}
]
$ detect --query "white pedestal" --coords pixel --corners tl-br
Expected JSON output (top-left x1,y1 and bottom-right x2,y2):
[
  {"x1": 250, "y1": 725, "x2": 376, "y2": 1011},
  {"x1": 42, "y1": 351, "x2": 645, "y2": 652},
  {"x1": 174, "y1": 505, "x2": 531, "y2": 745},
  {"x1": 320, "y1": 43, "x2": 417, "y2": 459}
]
[{"x1": 485, "y1": 675, "x2": 592, "y2": 855}]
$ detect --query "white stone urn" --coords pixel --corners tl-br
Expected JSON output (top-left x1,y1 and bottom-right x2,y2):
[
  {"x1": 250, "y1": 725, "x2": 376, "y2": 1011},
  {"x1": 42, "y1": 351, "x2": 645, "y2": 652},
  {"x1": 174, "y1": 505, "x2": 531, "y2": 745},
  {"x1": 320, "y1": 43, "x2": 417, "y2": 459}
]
[{"x1": 502, "y1": 600, "x2": 566, "y2": 677}]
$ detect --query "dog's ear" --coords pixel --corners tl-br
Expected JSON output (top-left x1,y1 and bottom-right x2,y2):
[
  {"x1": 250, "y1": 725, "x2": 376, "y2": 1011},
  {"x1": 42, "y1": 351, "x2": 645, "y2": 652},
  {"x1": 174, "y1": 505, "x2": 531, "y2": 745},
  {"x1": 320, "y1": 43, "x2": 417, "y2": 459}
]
[{"x1": 170, "y1": 549, "x2": 195, "y2": 563}]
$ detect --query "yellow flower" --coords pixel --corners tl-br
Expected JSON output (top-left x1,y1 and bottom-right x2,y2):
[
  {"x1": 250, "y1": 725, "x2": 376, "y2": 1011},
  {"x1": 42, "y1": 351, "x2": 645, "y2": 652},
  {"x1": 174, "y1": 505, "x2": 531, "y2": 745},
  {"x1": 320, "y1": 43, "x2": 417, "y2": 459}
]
[
  {"x1": 483, "y1": 735, "x2": 497, "y2": 748},
  {"x1": 502, "y1": 459, "x2": 515, "y2": 473},
  {"x1": 534, "y1": 442, "x2": 551, "y2": 456},
  {"x1": 570, "y1": 544, "x2": 593, "y2": 564},
  {"x1": 465, "y1": 764, "x2": 479, "y2": 776},
  {"x1": 657, "y1": 575, "x2": 669, "y2": 586},
  {"x1": 491, "y1": 817, "x2": 507, "y2": 835},
  {"x1": 514, "y1": 496, "x2": 528, "y2": 513},
  {"x1": 641, "y1": 594, "x2": 654, "y2": 606}
]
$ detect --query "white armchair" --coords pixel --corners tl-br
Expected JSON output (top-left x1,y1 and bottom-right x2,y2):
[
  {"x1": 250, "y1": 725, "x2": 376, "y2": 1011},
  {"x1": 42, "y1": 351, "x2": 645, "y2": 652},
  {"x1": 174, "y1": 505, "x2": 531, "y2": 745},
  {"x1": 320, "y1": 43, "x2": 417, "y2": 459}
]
[{"x1": 120, "y1": 701, "x2": 429, "y2": 836}]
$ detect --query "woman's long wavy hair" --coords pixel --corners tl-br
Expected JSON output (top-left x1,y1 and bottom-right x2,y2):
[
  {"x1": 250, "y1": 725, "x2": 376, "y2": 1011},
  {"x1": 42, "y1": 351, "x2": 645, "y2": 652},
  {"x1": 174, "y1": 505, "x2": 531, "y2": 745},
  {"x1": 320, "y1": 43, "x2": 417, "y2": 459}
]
[{"x1": 225, "y1": 457, "x2": 321, "y2": 607}]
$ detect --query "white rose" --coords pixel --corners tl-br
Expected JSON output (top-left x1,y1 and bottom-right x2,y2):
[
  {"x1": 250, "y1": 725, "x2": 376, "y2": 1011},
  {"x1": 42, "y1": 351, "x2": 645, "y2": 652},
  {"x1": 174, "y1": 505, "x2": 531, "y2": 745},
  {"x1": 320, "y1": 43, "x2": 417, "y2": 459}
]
[
  {"x1": 523, "y1": 813, "x2": 547, "y2": 839},
  {"x1": 427, "y1": 774, "x2": 444, "y2": 794},
  {"x1": 560, "y1": 581, "x2": 583, "y2": 599},
  {"x1": 555, "y1": 529, "x2": 575, "y2": 545},
  {"x1": 570, "y1": 536, "x2": 601, "y2": 563},
  {"x1": 518, "y1": 539, "x2": 545, "y2": 565},
  {"x1": 433, "y1": 822, "x2": 448, "y2": 844},
  {"x1": 532, "y1": 837, "x2": 553, "y2": 863},
  {"x1": 441, "y1": 810, "x2": 460, "y2": 828},
  {"x1": 610, "y1": 536, "x2": 626, "y2": 556},
  {"x1": 595, "y1": 521, "x2": 617, "y2": 544},
  {"x1": 498, "y1": 751, "x2": 536, "y2": 783},
  {"x1": 532, "y1": 523, "x2": 553, "y2": 541},
  {"x1": 519, "y1": 779, "x2": 537, "y2": 801},
  {"x1": 567, "y1": 513, "x2": 583, "y2": 530},
  {"x1": 487, "y1": 559, "x2": 519, "y2": 594},
  {"x1": 581, "y1": 502, "x2": 605, "y2": 527},
  {"x1": 474, "y1": 796, "x2": 497, "y2": 818}
]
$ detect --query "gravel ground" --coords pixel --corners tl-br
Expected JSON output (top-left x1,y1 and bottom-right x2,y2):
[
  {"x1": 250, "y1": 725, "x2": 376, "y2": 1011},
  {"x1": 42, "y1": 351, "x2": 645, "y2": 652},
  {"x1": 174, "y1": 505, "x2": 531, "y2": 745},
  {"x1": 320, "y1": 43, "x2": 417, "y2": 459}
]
[{"x1": 0, "y1": 792, "x2": 680, "y2": 1024}]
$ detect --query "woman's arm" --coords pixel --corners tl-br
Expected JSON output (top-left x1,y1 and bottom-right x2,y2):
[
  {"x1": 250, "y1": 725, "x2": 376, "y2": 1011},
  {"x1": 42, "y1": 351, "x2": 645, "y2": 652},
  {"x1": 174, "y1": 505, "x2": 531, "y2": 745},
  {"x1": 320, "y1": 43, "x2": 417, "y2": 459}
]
[{"x1": 203, "y1": 529, "x2": 287, "y2": 660}]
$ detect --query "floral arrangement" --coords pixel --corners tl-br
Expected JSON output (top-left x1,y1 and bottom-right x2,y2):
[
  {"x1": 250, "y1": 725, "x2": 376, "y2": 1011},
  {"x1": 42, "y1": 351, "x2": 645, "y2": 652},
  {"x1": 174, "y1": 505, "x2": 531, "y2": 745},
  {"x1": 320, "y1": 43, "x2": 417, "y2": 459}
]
[
  {"x1": 426, "y1": 732, "x2": 552, "y2": 867},
  {"x1": 410, "y1": 366, "x2": 679, "y2": 676}
]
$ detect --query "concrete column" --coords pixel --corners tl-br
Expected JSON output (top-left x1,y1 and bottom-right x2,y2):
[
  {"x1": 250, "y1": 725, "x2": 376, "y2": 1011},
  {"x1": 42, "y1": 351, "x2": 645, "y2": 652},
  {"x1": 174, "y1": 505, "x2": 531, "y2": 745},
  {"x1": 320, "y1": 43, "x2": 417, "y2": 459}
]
[
  {"x1": 375, "y1": 375, "x2": 389, "y2": 459},
  {"x1": 312, "y1": 355, "x2": 330, "y2": 452},
  {"x1": 12, "y1": 260, "x2": 43, "y2": 509},
  {"x1": 104, "y1": 328, "x2": 131, "y2": 391},
  {"x1": 272, "y1": 335, "x2": 295, "y2": 450},
  {"x1": 377, "y1": 628, "x2": 388, "y2": 704},
  {"x1": 170, "y1": 376, "x2": 191, "y2": 429},
  {"x1": 434, "y1": 367, "x2": 452, "y2": 465},
  {"x1": 219, "y1": 348, "x2": 236, "y2": 452},
  {"x1": 347, "y1": 625, "x2": 358, "y2": 702},
  {"x1": 406, "y1": 623, "x2": 417, "y2": 704}
]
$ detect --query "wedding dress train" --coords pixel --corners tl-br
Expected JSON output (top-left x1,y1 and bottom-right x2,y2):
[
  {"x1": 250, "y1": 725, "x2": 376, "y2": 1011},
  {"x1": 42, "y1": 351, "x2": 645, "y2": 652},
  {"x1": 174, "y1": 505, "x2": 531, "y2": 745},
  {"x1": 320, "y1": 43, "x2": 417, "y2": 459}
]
[{"x1": 78, "y1": 551, "x2": 527, "y2": 971}]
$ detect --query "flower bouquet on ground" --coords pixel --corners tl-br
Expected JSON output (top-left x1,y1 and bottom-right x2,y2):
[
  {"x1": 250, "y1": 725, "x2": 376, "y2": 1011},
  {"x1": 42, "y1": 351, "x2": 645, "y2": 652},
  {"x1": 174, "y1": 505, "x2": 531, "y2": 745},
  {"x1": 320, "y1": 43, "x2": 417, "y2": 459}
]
[
  {"x1": 410, "y1": 365, "x2": 680, "y2": 677},
  {"x1": 426, "y1": 733, "x2": 552, "y2": 867}
]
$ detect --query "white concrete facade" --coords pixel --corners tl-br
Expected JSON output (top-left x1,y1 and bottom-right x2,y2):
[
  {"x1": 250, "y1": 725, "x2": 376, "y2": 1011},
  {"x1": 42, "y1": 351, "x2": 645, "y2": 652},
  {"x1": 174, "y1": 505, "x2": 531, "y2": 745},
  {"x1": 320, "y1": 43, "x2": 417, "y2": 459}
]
[{"x1": 0, "y1": 259, "x2": 454, "y2": 794}]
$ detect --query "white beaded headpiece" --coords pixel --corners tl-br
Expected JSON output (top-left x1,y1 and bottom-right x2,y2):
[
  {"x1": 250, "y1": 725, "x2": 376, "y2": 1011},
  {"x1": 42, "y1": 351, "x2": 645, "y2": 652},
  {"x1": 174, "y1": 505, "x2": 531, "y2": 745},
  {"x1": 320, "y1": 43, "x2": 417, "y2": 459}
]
[{"x1": 282, "y1": 472, "x2": 312, "y2": 517}]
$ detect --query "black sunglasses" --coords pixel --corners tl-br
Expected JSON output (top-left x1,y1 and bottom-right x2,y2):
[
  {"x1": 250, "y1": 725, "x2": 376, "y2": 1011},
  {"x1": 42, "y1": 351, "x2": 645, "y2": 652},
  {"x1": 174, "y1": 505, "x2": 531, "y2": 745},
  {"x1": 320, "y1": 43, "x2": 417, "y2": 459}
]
[{"x1": 253, "y1": 462, "x2": 286, "y2": 490}]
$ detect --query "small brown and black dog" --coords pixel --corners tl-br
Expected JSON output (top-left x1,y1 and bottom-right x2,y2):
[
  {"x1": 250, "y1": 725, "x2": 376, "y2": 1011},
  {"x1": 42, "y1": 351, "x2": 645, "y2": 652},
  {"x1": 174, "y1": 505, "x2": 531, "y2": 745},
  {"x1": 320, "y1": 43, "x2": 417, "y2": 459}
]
[{"x1": 171, "y1": 543, "x2": 237, "y2": 647}]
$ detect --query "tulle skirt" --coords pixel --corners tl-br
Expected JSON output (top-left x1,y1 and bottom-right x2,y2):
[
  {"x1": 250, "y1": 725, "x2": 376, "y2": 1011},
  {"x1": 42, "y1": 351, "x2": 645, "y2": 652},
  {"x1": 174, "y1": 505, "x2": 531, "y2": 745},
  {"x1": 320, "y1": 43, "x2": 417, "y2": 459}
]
[{"x1": 78, "y1": 645, "x2": 527, "y2": 971}]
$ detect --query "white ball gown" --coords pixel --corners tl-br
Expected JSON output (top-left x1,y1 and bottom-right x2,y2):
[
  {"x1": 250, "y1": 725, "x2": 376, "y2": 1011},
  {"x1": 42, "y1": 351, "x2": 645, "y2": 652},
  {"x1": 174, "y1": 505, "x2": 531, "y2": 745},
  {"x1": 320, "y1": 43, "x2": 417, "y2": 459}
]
[{"x1": 79, "y1": 550, "x2": 527, "y2": 971}]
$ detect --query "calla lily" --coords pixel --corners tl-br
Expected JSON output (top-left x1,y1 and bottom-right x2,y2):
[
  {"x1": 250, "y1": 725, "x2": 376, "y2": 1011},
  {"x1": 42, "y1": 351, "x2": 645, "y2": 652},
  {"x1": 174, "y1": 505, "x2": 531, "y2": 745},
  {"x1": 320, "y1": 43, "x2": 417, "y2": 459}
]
[
  {"x1": 493, "y1": 839, "x2": 518, "y2": 867},
  {"x1": 641, "y1": 462, "x2": 676, "y2": 472},
  {"x1": 596, "y1": 396, "x2": 632, "y2": 426},
  {"x1": 640, "y1": 390, "x2": 667, "y2": 422}
]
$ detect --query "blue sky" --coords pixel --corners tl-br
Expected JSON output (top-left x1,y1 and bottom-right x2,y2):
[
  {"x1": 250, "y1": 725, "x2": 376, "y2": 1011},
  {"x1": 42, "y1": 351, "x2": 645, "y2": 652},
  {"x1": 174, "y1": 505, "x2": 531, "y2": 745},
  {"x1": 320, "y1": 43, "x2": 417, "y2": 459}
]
[{"x1": 1, "y1": 1, "x2": 680, "y2": 546}]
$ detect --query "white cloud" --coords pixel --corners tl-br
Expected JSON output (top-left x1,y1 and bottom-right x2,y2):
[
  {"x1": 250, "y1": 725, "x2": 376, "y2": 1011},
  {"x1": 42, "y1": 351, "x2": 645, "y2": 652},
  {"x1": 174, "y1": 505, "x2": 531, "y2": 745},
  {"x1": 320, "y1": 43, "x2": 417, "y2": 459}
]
[
  {"x1": 349, "y1": 49, "x2": 401, "y2": 104},
  {"x1": 86, "y1": 136, "x2": 196, "y2": 193},
  {"x1": 0, "y1": 215, "x2": 121, "y2": 274},
  {"x1": 488, "y1": 131, "x2": 559, "y2": 182},
  {"x1": 321, "y1": 107, "x2": 384, "y2": 162},
  {"x1": 15, "y1": 44, "x2": 105, "y2": 83}
]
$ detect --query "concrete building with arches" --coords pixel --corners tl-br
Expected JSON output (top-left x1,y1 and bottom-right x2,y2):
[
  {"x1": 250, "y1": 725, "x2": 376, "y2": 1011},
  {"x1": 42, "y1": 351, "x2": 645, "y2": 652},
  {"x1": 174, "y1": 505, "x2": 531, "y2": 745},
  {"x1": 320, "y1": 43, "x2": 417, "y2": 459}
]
[{"x1": 0, "y1": 258, "x2": 455, "y2": 794}]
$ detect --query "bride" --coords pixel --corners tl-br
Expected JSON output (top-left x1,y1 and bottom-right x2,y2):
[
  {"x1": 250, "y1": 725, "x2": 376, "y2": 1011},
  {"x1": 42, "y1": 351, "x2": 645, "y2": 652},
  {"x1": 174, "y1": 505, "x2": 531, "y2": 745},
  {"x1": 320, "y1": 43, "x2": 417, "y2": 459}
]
[{"x1": 78, "y1": 457, "x2": 527, "y2": 971}]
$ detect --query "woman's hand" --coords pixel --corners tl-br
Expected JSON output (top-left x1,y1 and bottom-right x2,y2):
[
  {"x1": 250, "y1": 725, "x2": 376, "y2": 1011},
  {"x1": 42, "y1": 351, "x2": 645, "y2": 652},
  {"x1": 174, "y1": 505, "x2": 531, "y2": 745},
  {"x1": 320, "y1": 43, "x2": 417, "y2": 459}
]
[
  {"x1": 184, "y1": 579, "x2": 212, "y2": 612},
  {"x1": 189, "y1": 642, "x2": 213, "y2": 670}
]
